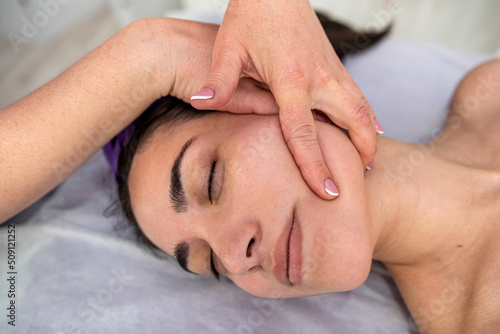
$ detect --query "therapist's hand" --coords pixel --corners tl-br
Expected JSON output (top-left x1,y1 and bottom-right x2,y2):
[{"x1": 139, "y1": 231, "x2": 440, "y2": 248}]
[
  {"x1": 161, "y1": 18, "x2": 277, "y2": 115},
  {"x1": 162, "y1": 18, "x2": 278, "y2": 113},
  {"x1": 190, "y1": 0, "x2": 383, "y2": 200}
]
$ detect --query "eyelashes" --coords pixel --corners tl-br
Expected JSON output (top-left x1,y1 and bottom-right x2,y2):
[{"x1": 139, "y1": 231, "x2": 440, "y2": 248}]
[
  {"x1": 208, "y1": 159, "x2": 217, "y2": 204},
  {"x1": 208, "y1": 158, "x2": 220, "y2": 279}
]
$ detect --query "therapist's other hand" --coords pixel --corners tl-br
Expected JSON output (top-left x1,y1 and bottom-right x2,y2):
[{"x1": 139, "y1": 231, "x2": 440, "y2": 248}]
[{"x1": 190, "y1": 0, "x2": 382, "y2": 200}]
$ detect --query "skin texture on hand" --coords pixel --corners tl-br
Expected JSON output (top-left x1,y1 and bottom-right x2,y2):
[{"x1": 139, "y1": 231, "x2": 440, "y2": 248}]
[
  {"x1": 190, "y1": 0, "x2": 382, "y2": 200},
  {"x1": 160, "y1": 18, "x2": 278, "y2": 114}
]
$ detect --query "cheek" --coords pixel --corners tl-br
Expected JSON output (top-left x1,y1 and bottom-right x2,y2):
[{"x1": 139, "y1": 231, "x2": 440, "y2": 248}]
[
  {"x1": 300, "y1": 123, "x2": 372, "y2": 292},
  {"x1": 301, "y1": 198, "x2": 373, "y2": 292},
  {"x1": 223, "y1": 116, "x2": 306, "y2": 198},
  {"x1": 226, "y1": 117, "x2": 285, "y2": 167}
]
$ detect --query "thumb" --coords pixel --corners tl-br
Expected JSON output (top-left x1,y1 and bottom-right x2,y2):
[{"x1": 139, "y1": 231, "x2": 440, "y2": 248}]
[
  {"x1": 223, "y1": 78, "x2": 279, "y2": 114},
  {"x1": 191, "y1": 47, "x2": 244, "y2": 110}
]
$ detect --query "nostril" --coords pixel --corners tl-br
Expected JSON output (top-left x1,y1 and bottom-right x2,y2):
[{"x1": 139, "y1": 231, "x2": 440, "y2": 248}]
[{"x1": 246, "y1": 238, "x2": 255, "y2": 257}]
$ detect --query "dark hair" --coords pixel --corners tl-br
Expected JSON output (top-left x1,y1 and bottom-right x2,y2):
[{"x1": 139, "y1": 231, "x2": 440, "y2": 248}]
[
  {"x1": 114, "y1": 13, "x2": 389, "y2": 255},
  {"x1": 315, "y1": 12, "x2": 390, "y2": 59}
]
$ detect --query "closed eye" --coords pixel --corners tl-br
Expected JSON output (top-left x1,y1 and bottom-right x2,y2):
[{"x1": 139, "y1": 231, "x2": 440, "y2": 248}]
[
  {"x1": 208, "y1": 159, "x2": 217, "y2": 203},
  {"x1": 207, "y1": 158, "x2": 220, "y2": 280}
]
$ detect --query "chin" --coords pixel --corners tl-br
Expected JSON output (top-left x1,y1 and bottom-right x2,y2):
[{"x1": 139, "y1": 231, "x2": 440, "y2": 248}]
[
  {"x1": 233, "y1": 240, "x2": 373, "y2": 299},
  {"x1": 331, "y1": 245, "x2": 373, "y2": 292},
  {"x1": 302, "y1": 232, "x2": 374, "y2": 294}
]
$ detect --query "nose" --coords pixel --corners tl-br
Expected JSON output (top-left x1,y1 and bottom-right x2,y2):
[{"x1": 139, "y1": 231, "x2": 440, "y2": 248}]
[{"x1": 210, "y1": 220, "x2": 261, "y2": 276}]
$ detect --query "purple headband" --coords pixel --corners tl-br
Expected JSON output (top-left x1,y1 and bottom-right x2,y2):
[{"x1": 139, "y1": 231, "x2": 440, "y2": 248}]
[{"x1": 102, "y1": 96, "x2": 170, "y2": 183}]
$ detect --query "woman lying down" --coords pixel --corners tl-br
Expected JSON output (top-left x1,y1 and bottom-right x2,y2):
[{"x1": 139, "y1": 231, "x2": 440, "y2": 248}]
[
  {"x1": 111, "y1": 61, "x2": 500, "y2": 334},
  {"x1": 2, "y1": 15, "x2": 499, "y2": 334}
]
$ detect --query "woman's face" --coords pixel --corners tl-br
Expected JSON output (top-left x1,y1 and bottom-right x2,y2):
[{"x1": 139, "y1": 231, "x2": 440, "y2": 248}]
[{"x1": 128, "y1": 112, "x2": 373, "y2": 298}]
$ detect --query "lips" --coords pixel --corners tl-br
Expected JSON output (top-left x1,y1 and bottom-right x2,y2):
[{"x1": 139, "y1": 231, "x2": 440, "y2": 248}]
[{"x1": 272, "y1": 209, "x2": 303, "y2": 286}]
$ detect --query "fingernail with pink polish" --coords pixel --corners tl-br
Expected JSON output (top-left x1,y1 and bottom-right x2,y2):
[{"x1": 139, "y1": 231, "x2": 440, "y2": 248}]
[
  {"x1": 365, "y1": 160, "x2": 374, "y2": 171},
  {"x1": 375, "y1": 119, "x2": 384, "y2": 135},
  {"x1": 191, "y1": 88, "x2": 215, "y2": 100},
  {"x1": 324, "y1": 178, "x2": 339, "y2": 197}
]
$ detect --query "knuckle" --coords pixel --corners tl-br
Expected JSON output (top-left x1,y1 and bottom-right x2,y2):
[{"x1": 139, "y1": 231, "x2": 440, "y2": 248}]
[
  {"x1": 281, "y1": 64, "x2": 308, "y2": 88},
  {"x1": 284, "y1": 123, "x2": 324, "y2": 172},
  {"x1": 350, "y1": 100, "x2": 373, "y2": 129},
  {"x1": 285, "y1": 122, "x2": 317, "y2": 145},
  {"x1": 209, "y1": 71, "x2": 234, "y2": 87},
  {"x1": 211, "y1": 54, "x2": 243, "y2": 84},
  {"x1": 315, "y1": 67, "x2": 333, "y2": 86}
]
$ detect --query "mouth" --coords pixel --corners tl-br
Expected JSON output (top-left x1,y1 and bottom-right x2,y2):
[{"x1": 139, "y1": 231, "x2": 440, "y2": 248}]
[{"x1": 272, "y1": 208, "x2": 303, "y2": 286}]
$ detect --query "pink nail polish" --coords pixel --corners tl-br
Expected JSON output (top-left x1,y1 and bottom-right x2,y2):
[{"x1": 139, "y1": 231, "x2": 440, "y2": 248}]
[
  {"x1": 324, "y1": 178, "x2": 339, "y2": 197},
  {"x1": 366, "y1": 160, "x2": 374, "y2": 171},
  {"x1": 374, "y1": 119, "x2": 384, "y2": 135},
  {"x1": 191, "y1": 88, "x2": 215, "y2": 100}
]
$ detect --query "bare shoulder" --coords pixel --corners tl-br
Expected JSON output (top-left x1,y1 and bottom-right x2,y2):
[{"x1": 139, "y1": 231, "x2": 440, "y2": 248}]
[
  {"x1": 447, "y1": 59, "x2": 500, "y2": 132},
  {"x1": 438, "y1": 59, "x2": 500, "y2": 169}
]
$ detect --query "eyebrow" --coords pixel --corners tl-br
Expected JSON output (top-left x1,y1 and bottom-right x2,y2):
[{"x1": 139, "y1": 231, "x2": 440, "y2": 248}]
[
  {"x1": 169, "y1": 136, "x2": 195, "y2": 213},
  {"x1": 173, "y1": 242, "x2": 194, "y2": 274}
]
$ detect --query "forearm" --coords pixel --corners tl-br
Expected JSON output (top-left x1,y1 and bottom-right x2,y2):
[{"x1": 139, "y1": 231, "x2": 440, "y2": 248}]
[{"x1": 0, "y1": 19, "x2": 171, "y2": 223}]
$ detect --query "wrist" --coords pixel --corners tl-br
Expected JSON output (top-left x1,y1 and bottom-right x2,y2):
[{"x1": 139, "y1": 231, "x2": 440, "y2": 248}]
[
  {"x1": 117, "y1": 18, "x2": 175, "y2": 100},
  {"x1": 152, "y1": 18, "x2": 219, "y2": 103}
]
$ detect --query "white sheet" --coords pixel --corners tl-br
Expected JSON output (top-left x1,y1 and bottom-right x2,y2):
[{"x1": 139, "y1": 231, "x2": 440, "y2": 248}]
[{"x1": 0, "y1": 33, "x2": 490, "y2": 334}]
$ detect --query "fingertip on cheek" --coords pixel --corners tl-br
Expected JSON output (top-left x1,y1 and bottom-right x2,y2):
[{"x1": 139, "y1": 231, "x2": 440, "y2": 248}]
[
  {"x1": 324, "y1": 178, "x2": 339, "y2": 197},
  {"x1": 365, "y1": 160, "x2": 374, "y2": 171}
]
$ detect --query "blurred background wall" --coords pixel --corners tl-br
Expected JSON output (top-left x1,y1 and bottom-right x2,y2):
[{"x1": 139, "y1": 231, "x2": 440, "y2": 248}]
[
  {"x1": 180, "y1": 0, "x2": 500, "y2": 54},
  {"x1": 0, "y1": 0, "x2": 499, "y2": 108}
]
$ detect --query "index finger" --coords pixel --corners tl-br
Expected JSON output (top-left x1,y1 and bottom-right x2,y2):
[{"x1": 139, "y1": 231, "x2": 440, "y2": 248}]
[{"x1": 276, "y1": 90, "x2": 339, "y2": 200}]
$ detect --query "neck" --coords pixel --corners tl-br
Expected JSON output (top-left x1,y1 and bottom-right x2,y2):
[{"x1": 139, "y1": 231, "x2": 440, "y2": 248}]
[
  {"x1": 364, "y1": 136, "x2": 488, "y2": 267},
  {"x1": 364, "y1": 137, "x2": 500, "y2": 332}
]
